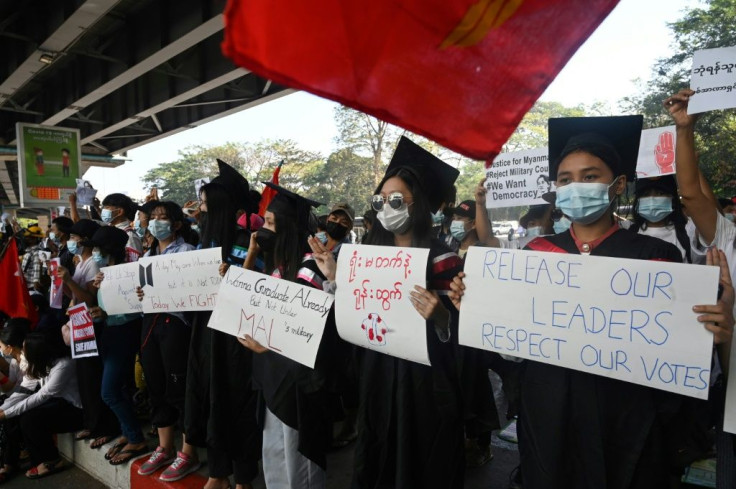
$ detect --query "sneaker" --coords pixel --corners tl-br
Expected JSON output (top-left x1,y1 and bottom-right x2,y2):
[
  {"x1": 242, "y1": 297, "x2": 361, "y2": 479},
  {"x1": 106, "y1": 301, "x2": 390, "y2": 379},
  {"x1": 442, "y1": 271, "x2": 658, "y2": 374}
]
[
  {"x1": 137, "y1": 446, "x2": 175, "y2": 476},
  {"x1": 159, "y1": 451, "x2": 201, "y2": 482}
]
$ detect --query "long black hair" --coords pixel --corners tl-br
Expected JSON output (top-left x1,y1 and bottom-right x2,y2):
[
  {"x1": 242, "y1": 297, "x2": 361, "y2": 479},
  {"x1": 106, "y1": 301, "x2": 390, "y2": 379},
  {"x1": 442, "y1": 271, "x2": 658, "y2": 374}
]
[
  {"x1": 630, "y1": 192, "x2": 692, "y2": 263},
  {"x1": 264, "y1": 207, "x2": 309, "y2": 283},
  {"x1": 24, "y1": 332, "x2": 62, "y2": 380},
  {"x1": 0, "y1": 318, "x2": 30, "y2": 349},
  {"x1": 199, "y1": 183, "x2": 237, "y2": 262},
  {"x1": 147, "y1": 201, "x2": 192, "y2": 256},
  {"x1": 363, "y1": 167, "x2": 434, "y2": 248}
]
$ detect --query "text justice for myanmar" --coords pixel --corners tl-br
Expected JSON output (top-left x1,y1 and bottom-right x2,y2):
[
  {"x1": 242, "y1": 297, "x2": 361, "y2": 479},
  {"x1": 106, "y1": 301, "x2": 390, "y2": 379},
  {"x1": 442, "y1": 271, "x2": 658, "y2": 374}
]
[
  {"x1": 226, "y1": 272, "x2": 331, "y2": 318},
  {"x1": 479, "y1": 250, "x2": 678, "y2": 347}
]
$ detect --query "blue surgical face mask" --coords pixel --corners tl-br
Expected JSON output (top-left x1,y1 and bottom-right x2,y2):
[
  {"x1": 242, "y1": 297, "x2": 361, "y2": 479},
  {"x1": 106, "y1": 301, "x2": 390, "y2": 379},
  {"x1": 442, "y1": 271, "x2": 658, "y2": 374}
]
[
  {"x1": 101, "y1": 208, "x2": 115, "y2": 224},
  {"x1": 726, "y1": 213, "x2": 736, "y2": 223},
  {"x1": 148, "y1": 219, "x2": 173, "y2": 241},
  {"x1": 450, "y1": 220, "x2": 469, "y2": 241},
  {"x1": 67, "y1": 239, "x2": 80, "y2": 255},
  {"x1": 134, "y1": 220, "x2": 146, "y2": 238},
  {"x1": 315, "y1": 231, "x2": 328, "y2": 245},
  {"x1": 556, "y1": 178, "x2": 619, "y2": 225},
  {"x1": 431, "y1": 210, "x2": 444, "y2": 225},
  {"x1": 638, "y1": 196, "x2": 673, "y2": 223},
  {"x1": 526, "y1": 226, "x2": 544, "y2": 238},
  {"x1": 92, "y1": 249, "x2": 109, "y2": 266},
  {"x1": 553, "y1": 216, "x2": 572, "y2": 234}
]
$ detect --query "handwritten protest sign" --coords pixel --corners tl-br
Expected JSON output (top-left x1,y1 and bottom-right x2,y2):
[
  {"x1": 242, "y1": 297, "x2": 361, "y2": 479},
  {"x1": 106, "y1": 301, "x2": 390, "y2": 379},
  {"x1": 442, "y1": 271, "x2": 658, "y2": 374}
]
[
  {"x1": 99, "y1": 262, "x2": 143, "y2": 315},
  {"x1": 335, "y1": 244, "x2": 431, "y2": 365},
  {"x1": 138, "y1": 248, "x2": 222, "y2": 313},
  {"x1": 636, "y1": 126, "x2": 677, "y2": 178},
  {"x1": 724, "y1": 339, "x2": 736, "y2": 434},
  {"x1": 485, "y1": 148, "x2": 553, "y2": 209},
  {"x1": 208, "y1": 267, "x2": 334, "y2": 368},
  {"x1": 48, "y1": 258, "x2": 63, "y2": 309},
  {"x1": 68, "y1": 303, "x2": 99, "y2": 358},
  {"x1": 459, "y1": 247, "x2": 718, "y2": 399},
  {"x1": 688, "y1": 46, "x2": 736, "y2": 114}
]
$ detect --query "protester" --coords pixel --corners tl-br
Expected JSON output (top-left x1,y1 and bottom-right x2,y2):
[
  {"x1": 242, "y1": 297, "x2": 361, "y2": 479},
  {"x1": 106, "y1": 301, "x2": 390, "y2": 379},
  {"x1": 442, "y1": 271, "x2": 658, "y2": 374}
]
[
  {"x1": 100, "y1": 193, "x2": 143, "y2": 263},
  {"x1": 134, "y1": 200, "x2": 158, "y2": 255},
  {"x1": 185, "y1": 161, "x2": 261, "y2": 489},
  {"x1": 0, "y1": 332, "x2": 82, "y2": 480},
  {"x1": 20, "y1": 226, "x2": 47, "y2": 293}
]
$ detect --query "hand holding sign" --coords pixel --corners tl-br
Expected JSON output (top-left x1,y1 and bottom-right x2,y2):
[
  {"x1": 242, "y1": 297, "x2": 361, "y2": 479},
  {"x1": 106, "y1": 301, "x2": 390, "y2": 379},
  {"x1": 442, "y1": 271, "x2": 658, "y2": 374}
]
[
  {"x1": 307, "y1": 236, "x2": 337, "y2": 281},
  {"x1": 654, "y1": 132, "x2": 675, "y2": 174},
  {"x1": 694, "y1": 248, "x2": 734, "y2": 345},
  {"x1": 664, "y1": 89, "x2": 700, "y2": 128}
]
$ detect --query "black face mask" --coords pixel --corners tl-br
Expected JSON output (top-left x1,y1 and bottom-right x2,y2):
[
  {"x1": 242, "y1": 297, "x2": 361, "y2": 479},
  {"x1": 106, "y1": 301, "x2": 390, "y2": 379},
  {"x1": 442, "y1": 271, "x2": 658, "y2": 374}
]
[
  {"x1": 325, "y1": 221, "x2": 349, "y2": 241},
  {"x1": 256, "y1": 228, "x2": 277, "y2": 252}
]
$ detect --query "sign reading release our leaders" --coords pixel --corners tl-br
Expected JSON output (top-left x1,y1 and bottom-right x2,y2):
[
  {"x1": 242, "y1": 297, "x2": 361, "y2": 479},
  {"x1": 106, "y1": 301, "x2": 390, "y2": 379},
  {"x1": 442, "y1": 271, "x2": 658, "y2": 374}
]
[
  {"x1": 208, "y1": 267, "x2": 334, "y2": 368},
  {"x1": 458, "y1": 247, "x2": 719, "y2": 399},
  {"x1": 335, "y1": 244, "x2": 431, "y2": 365},
  {"x1": 138, "y1": 248, "x2": 222, "y2": 313}
]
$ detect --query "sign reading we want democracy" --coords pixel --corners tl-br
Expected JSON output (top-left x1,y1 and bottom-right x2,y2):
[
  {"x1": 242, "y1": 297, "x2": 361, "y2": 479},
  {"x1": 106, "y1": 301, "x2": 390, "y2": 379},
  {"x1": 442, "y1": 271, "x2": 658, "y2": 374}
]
[
  {"x1": 484, "y1": 148, "x2": 552, "y2": 209},
  {"x1": 458, "y1": 247, "x2": 719, "y2": 400}
]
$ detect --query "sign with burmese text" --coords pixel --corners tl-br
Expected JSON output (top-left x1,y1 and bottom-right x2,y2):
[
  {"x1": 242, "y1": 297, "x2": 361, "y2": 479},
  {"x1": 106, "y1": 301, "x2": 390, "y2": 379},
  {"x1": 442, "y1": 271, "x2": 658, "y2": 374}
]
[
  {"x1": 458, "y1": 247, "x2": 719, "y2": 399},
  {"x1": 208, "y1": 267, "x2": 334, "y2": 368},
  {"x1": 68, "y1": 303, "x2": 98, "y2": 359},
  {"x1": 99, "y1": 262, "x2": 143, "y2": 315},
  {"x1": 484, "y1": 148, "x2": 553, "y2": 209},
  {"x1": 335, "y1": 244, "x2": 431, "y2": 365},
  {"x1": 138, "y1": 248, "x2": 222, "y2": 313},
  {"x1": 688, "y1": 46, "x2": 736, "y2": 114}
]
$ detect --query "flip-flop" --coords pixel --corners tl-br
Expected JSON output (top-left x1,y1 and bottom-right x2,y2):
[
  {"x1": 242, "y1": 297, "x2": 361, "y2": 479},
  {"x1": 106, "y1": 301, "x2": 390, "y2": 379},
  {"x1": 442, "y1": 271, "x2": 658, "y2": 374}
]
[
  {"x1": 74, "y1": 430, "x2": 93, "y2": 441},
  {"x1": 105, "y1": 440, "x2": 127, "y2": 460},
  {"x1": 26, "y1": 460, "x2": 67, "y2": 479},
  {"x1": 109, "y1": 447, "x2": 149, "y2": 466},
  {"x1": 91, "y1": 436, "x2": 114, "y2": 449}
]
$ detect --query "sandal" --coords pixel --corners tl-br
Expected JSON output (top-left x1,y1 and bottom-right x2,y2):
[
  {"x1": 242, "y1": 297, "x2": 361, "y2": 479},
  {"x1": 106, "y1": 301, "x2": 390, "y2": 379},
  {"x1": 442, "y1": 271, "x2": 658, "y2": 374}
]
[
  {"x1": 26, "y1": 459, "x2": 66, "y2": 479},
  {"x1": 74, "y1": 430, "x2": 93, "y2": 441},
  {"x1": 109, "y1": 446, "x2": 149, "y2": 466},
  {"x1": 90, "y1": 435, "x2": 114, "y2": 449},
  {"x1": 105, "y1": 440, "x2": 127, "y2": 461}
]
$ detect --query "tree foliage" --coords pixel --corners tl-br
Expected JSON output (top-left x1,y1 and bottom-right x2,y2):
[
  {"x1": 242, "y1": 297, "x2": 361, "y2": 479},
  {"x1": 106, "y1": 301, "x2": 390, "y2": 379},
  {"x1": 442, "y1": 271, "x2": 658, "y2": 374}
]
[{"x1": 621, "y1": 0, "x2": 736, "y2": 196}]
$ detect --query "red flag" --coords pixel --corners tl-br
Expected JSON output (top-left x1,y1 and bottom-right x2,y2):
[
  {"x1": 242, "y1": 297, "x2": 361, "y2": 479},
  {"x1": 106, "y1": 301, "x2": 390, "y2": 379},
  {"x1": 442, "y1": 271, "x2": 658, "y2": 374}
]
[
  {"x1": 0, "y1": 239, "x2": 39, "y2": 325},
  {"x1": 258, "y1": 160, "x2": 283, "y2": 216},
  {"x1": 222, "y1": 0, "x2": 619, "y2": 161}
]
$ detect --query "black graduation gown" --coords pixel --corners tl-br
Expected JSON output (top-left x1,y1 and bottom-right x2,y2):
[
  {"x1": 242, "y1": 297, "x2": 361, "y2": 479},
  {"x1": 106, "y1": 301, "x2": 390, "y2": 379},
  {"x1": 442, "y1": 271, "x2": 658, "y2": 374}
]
[
  {"x1": 520, "y1": 228, "x2": 684, "y2": 489},
  {"x1": 184, "y1": 230, "x2": 261, "y2": 476},
  {"x1": 352, "y1": 241, "x2": 465, "y2": 489},
  {"x1": 251, "y1": 256, "x2": 342, "y2": 470}
]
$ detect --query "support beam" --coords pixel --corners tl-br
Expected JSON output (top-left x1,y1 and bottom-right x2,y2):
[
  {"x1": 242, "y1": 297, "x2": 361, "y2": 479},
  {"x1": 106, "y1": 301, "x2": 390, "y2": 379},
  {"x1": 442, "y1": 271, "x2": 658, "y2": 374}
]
[{"x1": 0, "y1": 161, "x2": 17, "y2": 205}]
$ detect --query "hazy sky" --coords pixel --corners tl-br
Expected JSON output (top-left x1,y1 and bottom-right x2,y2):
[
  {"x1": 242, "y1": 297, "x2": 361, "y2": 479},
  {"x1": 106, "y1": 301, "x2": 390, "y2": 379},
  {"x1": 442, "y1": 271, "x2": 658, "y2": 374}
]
[{"x1": 84, "y1": 0, "x2": 697, "y2": 200}]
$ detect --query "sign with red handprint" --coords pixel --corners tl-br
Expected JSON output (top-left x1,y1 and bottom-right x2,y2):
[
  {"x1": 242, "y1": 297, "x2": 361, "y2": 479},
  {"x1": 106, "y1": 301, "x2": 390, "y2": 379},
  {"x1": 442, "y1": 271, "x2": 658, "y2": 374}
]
[{"x1": 635, "y1": 126, "x2": 676, "y2": 177}]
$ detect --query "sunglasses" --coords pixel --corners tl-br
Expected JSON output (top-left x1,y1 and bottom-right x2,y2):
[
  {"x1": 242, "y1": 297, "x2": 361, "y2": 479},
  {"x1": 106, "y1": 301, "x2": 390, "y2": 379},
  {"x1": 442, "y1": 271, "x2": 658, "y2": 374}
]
[{"x1": 372, "y1": 192, "x2": 410, "y2": 212}]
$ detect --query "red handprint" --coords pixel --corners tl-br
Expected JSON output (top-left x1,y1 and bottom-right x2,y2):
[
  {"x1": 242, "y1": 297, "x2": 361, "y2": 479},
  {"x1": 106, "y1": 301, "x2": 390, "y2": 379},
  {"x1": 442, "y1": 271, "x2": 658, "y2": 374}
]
[{"x1": 654, "y1": 131, "x2": 675, "y2": 174}]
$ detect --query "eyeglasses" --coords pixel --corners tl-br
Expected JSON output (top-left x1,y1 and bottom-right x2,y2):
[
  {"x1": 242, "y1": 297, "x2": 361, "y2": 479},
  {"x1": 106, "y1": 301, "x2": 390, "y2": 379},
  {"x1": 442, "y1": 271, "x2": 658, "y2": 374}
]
[{"x1": 371, "y1": 192, "x2": 410, "y2": 212}]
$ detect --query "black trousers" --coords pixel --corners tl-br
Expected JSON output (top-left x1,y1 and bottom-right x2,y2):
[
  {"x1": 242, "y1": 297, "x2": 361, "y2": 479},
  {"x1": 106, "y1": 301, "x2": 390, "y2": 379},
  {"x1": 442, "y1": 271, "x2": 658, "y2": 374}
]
[
  {"x1": 0, "y1": 418, "x2": 21, "y2": 467},
  {"x1": 20, "y1": 398, "x2": 83, "y2": 466},
  {"x1": 140, "y1": 314, "x2": 190, "y2": 428},
  {"x1": 207, "y1": 445, "x2": 259, "y2": 484}
]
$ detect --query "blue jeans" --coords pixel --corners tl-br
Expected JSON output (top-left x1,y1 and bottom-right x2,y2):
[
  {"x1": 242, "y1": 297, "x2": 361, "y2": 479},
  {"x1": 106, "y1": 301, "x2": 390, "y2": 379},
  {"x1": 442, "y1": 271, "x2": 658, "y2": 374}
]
[{"x1": 100, "y1": 319, "x2": 144, "y2": 444}]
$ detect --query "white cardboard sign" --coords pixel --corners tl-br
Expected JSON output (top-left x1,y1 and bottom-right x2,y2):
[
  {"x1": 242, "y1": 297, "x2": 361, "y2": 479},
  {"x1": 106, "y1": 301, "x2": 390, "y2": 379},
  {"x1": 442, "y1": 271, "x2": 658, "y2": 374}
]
[
  {"x1": 208, "y1": 267, "x2": 334, "y2": 369},
  {"x1": 99, "y1": 262, "x2": 143, "y2": 315},
  {"x1": 485, "y1": 148, "x2": 553, "y2": 209},
  {"x1": 458, "y1": 247, "x2": 718, "y2": 399},
  {"x1": 636, "y1": 126, "x2": 677, "y2": 178},
  {"x1": 688, "y1": 46, "x2": 736, "y2": 114},
  {"x1": 335, "y1": 244, "x2": 431, "y2": 365},
  {"x1": 138, "y1": 248, "x2": 222, "y2": 313}
]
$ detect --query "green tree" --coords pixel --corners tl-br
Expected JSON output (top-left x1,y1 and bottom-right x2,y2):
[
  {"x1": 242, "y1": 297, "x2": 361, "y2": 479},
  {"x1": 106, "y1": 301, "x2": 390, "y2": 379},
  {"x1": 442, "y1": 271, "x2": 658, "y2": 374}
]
[
  {"x1": 620, "y1": 0, "x2": 736, "y2": 196},
  {"x1": 304, "y1": 148, "x2": 375, "y2": 215}
]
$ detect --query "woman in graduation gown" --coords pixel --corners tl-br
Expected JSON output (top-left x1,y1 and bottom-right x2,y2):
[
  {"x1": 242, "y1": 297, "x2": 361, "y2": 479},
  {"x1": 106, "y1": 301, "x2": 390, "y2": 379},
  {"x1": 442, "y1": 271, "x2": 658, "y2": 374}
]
[
  {"x1": 238, "y1": 183, "x2": 342, "y2": 489},
  {"x1": 451, "y1": 115, "x2": 729, "y2": 489},
  {"x1": 184, "y1": 160, "x2": 261, "y2": 489},
  {"x1": 351, "y1": 137, "x2": 466, "y2": 489}
]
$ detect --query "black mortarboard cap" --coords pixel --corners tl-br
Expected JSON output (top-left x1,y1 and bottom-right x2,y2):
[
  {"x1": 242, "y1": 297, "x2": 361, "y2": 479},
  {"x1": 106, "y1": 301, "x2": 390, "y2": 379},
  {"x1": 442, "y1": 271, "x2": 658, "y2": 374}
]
[
  {"x1": 384, "y1": 136, "x2": 460, "y2": 212},
  {"x1": 548, "y1": 115, "x2": 643, "y2": 181},
  {"x1": 263, "y1": 182, "x2": 323, "y2": 234},
  {"x1": 211, "y1": 159, "x2": 252, "y2": 212},
  {"x1": 635, "y1": 174, "x2": 677, "y2": 196}
]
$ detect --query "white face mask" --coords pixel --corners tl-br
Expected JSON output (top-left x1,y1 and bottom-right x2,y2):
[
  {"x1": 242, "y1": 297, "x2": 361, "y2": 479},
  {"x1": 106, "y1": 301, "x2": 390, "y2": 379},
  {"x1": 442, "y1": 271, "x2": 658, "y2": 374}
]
[{"x1": 377, "y1": 204, "x2": 411, "y2": 234}]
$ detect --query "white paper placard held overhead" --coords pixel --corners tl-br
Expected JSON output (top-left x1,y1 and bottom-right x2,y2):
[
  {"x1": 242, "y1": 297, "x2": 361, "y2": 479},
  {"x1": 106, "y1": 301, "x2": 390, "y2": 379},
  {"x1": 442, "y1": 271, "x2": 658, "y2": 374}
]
[
  {"x1": 138, "y1": 248, "x2": 222, "y2": 313},
  {"x1": 688, "y1": 46, "x2": 736, "y2": 114},
  {"x1": 485, "y1": 148, "x2": 553, "y2": 209},
  {"x1": 99, "y1": 262, "x2": 144, "y2": 315},
  {"x1": 636, "y1": 126, "x2": 677, "y2": 178},
  {"x1": 208, "y1": 267, "x2": 334, "y2": 369},
  {"x1": 458, "y1": 247, "x2": 719, "y2": 399},
  {"x1": 335, "y1": 244, "x2": 431, "y2": 365}
]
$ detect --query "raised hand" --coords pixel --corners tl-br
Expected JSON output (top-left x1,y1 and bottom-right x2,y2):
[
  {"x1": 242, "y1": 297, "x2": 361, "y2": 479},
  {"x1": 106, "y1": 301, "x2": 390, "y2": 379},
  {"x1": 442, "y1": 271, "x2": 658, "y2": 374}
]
[
  {"x1": 307, "y1": 236, "x2": 336, "y2": 281},
  {"x1": 654, "y1": 131, "x2": 675, "y2": 174},
  {"x1": 663, "y1": 89, "x2": 699, "y2": 129},
  {"x1": 693, "y1": 248, "x2": 734, "y2": 345},
  {"x1": 475, "y1": 178, "x2": 488, "y2": 206}
]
